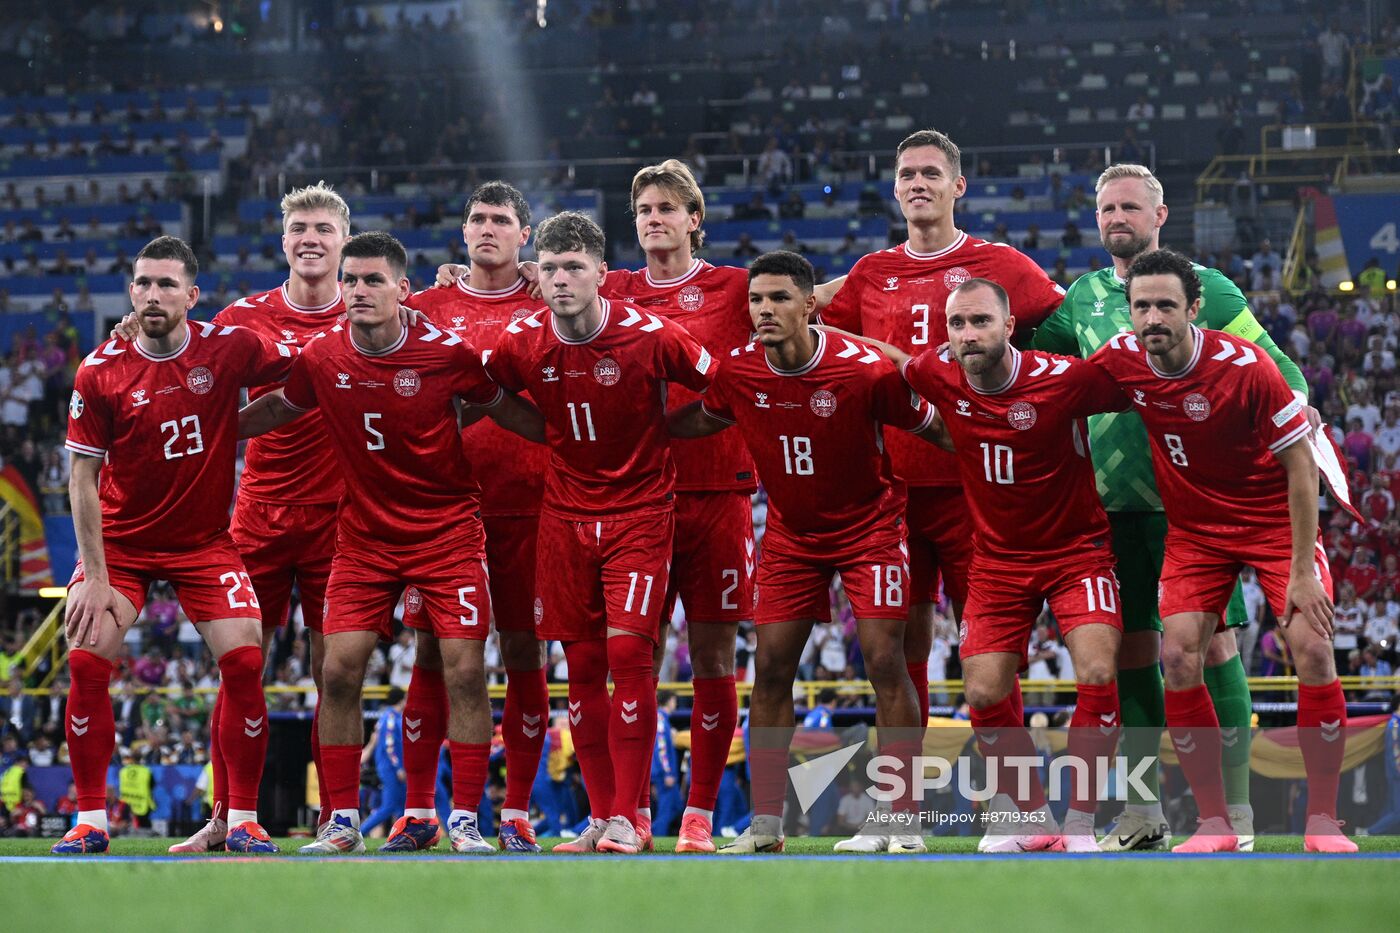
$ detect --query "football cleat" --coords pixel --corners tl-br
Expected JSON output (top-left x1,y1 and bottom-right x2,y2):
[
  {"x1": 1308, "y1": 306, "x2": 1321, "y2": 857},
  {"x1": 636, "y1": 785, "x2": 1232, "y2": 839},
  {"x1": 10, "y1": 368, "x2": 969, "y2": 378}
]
[
  {"x1": 833, "y1": 833, "x2": 889, "y2": 853},
  {"x1": 553, "y1": 818, "x2": 608, "y2": 853},
  {"x1": 1228, "y1": 805, "x2": 1255, "y2": 853},
  {"x1": 634, "y1": 811, "x2": 654, "y2": 852},
  {"x1": 51, "y1": 823, "x2": 109, "y2": 855},
  {"x1": 170, "y1": 805, "x2": 227, "y2": 853},
  {"x1": 298, "y1": 814, "x2": 366, "y2": 854},
  {"x1": 978, "y1": 832, "x2": 1063, "y2": 853},
  {"x1": 497, "y1": 817, "x2": 542, "y2": 853},
  {"x1": 1304, "y1": 815, "x2": 1358, "y2": 854},
  {"x1": 1098, "y1": 811, "x2": 1172, "y2": 852},
  {"x1": 674, "y1": 812, "x2": 717, "y2": 853},
  {"x1": 1172, "y1": 817, "x2": 1238, "y2": 854},
  {"x1": 447, "y1": 813, "x2": 494, "y2": 854},
  {"x1": 381, "y1": 816, "x2": 442, "y2": 852},
  {"x1": 887, "y1": 834, "x2": 928, "y2": 854},
  {"x1": 717, "y1": 826, "x2": 785, "y2": 854},
  {"x1": 596, "y1": 816, "x2": 642, "y2": 854},
  {"x1": 226, "y1": 822, "x2": 279, "y2": 854},
  {"x1": 1059, "y1": 833, "x2": 1101, "y2": 853}
]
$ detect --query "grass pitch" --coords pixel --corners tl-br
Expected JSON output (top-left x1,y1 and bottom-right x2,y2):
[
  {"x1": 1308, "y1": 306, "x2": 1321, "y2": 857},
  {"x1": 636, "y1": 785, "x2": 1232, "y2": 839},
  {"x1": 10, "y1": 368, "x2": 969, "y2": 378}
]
[{"x1": 4, "y1": 836, "x2": 1397, "y2": 932}]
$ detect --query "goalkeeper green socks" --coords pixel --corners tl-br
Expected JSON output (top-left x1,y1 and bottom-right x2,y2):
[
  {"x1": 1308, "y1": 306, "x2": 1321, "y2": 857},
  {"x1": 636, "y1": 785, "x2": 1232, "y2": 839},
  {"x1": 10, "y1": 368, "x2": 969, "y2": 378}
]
[
  {"x1": 1205, "y1": 654, "x2": 1253, "y2": 807},
  {"x1": 1118, "y1": 663, "x2": 1165, "y2": 809}
]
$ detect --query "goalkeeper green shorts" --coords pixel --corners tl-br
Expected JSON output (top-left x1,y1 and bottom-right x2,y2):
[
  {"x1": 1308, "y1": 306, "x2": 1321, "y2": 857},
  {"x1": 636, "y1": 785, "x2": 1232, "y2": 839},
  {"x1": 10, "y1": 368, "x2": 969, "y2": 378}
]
[{"x1": 1109, "y1": 511, "x2": 1247, "y2": 634}]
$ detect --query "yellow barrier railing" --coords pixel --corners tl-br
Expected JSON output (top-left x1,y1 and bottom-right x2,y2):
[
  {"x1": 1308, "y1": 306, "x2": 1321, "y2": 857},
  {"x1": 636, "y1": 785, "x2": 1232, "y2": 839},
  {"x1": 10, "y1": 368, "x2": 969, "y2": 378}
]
[
  {"x1": 0, "y1": 502, "x2": 17, "y2": 587},
  {"x1": 15, "y1": 676, "x2": 1398, "y2": 705},
  {"x1": 17, "y1": 596, "x2": 66, "y2": 689}
]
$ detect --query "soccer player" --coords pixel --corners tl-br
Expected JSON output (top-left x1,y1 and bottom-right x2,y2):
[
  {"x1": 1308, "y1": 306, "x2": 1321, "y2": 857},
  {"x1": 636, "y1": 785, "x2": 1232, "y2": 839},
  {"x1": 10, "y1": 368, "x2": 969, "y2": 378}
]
[
  {"x1": 485, "y1": 212, "x2": 715, "y2": 854},
  {"x1": 1032, "y1": 164, "x2": 1315, "y2": 851},
  {"x1": 669, "y1": 251, "x2": 942, "y2": 854},
  {"x1": 57, "y1": 236, "x2": 295, "y2": 855},
  {"x1": 1091, "y1": 249, "x2": 1355, "y2": 854},
  {"x1": 817, "y1": 129, "x2": 1065, "y2": 851},
  {"x1": 237, "y1": 232, "x2": 544, "y2": 855},
  {"x1": 404, "y1": 182, "x2": 551, "y2": 852},
  {"x1": 874, "y1": 278, "x2": 1126, "y2": 852}
]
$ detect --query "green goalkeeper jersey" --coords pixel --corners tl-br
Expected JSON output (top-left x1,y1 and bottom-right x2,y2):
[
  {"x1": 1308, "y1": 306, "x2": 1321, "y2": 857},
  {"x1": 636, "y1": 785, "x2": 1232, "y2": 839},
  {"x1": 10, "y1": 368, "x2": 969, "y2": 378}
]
[{"x1": 1031, "y1": 264, "x2": 1307, "y2": 512}]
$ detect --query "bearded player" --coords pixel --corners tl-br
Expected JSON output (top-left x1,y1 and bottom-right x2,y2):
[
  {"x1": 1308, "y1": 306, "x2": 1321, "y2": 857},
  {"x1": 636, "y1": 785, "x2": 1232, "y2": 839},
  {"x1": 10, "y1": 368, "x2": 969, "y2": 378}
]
[
  {"x1": 57, "y1": 237, "x2": 295, "y2": 854},
  {"x1": 856, "y1": 278, "x2": 1126, "y2": 852},
  {"x1": 405, "y1": 181, "x2": 550, "y2": 852},
  {"x1": 238, "y1": 232, "x2": 544, "y2": 855},
  {"x1": 816, "y1": 129, "x2": 1065, "y2": 851},
  {"x1": 1032, "y1": 164, "x2": 1315, "y2": 851},
  {"x1": 1091, "y1": 249, "x2": 1354, "y2": 854}
]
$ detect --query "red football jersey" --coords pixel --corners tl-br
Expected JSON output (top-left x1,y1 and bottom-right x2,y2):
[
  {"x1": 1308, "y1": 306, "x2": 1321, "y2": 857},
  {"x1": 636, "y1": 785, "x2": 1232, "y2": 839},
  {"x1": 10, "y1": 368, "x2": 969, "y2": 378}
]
[
  {"x1": 902, "y1": 346, "x2": 1123, "y2": 560},
  {"x1": 406, "y1": 277, "x2": 550, "y2": 518},
  {"x1": 602, "y1": 260, "x2": 757, "y2": 493},
  {"x1": 214, "y1": 284, "x2": 346, "y2": 505},
  {"x1": 282, "y1": 319, "x2": 503, "y2": 548},
  {"x1": 818, "y1": 234, "x2": 1066, "y2": 487},
  {"x1": 1089, "y1": 327, "x2": 1312, "y2": 537},
  {"x1": 486, "y1": 297, "x2": 714, "y2": 520},
  {"x1": 702, "y1": 330, "x2": 934, "y2": 546},
  {"x1": 65, "y1": 322, "x2": 296, "y2": 550}
]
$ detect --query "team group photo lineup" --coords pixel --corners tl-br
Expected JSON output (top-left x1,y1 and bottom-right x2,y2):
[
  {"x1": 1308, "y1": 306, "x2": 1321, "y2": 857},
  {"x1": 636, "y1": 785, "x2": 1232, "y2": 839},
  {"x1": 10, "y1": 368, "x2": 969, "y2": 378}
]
[{"x1": 43, "y1": 113, "x2": 1373, "y2": 860}]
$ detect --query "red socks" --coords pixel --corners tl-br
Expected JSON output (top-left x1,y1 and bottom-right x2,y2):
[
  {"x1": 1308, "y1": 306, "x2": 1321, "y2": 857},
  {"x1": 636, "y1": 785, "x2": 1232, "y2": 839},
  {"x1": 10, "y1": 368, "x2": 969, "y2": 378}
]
[
  {"x1": 321, "y1": 743, "x2": 362, "y2": 813},
  {"x1": 1165, "y1": 684, "x2": 1227, "y2": 821},
  {"x1": 503, "y1": 666, "x2": 549, "y2": 814},
  {"x1": 1009, "y1": 677, "x2": 1024, "y2": 723},
  {"x1": 1068, "y1": 681, "x2": 1120, "y2": 814},
  {"x1": 607, "y1": 634, "x2": 655, "y2": 823},
  {"x1": 748, "y1": 745, "x2": 790, "y2": 818},
  {"x1": 66, "y1": 651, "x2": 116, "y2": 812},
  {"x1": 906, "y1": 661, "x2": 930, "y2": 726},
  {"x1": 688, "y1": 675, "x2": 738, "y2": 811},
  {"x1": 1297, "y1": 679, "x2": 1347, "y2": 819},
  {"x1": 563, "y1": 640, "x2": 613, "y2": 820},
  {"x1": 403, "y1": 665, "x2": 448, "y2": 811},
  {"x1": 449, "y1": 740, "x2": 490, "y2": 812},
  {"x1": 217, "y1": 645, "x2": 268, "y2": 811},
  {"x1": 970, "y1": 692, "x2": 1047, "y2": 813}
]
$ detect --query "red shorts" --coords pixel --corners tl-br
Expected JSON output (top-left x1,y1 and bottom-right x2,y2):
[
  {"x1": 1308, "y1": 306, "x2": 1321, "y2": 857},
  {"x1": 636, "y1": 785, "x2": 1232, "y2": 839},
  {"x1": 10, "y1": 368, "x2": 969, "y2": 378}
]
[
  {"x1": 1159, "y1": 529, "x2": 1333, "y2": 627},
  {"x1": 484, "y1": 513, "x2": 540, "y2": 635},
  {"x1": 534, "y1": 510, "x2": 674, "y2": 643},
  {"x1": 754, "y1": 523, "x2": 910, "y2": 625},
  {"x1": 324, "y1": 534, "x2": 491, "y2": 642},
  {"x1": 906, "y1": 485, "x2": 971, "y2": 607},
  {"x1": 961, "y1": 547, "x2": 1122, "y2": 660},
  {"x1": 229, "y1": 497, "x2": 337, "y2": 633},
  {"x1": 69, "y1": 534, "x2": 262, "y2": 625},
  {"x1": 662, "y1": 490, "x2": 755, "y2": 626}
]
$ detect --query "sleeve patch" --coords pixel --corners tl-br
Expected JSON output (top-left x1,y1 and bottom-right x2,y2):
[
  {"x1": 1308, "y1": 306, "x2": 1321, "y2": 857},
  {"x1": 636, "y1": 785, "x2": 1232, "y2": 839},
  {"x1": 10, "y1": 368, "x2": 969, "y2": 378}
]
[
  {"x1": 1272, "y1": 398, "x2": 1304, "y2": 427},
  {"x1": 69, "y1": 390, "x2": 84, "y2": 419},
  {"x1": 696, "y1": 347, "x2": 713, "y2": 374}
]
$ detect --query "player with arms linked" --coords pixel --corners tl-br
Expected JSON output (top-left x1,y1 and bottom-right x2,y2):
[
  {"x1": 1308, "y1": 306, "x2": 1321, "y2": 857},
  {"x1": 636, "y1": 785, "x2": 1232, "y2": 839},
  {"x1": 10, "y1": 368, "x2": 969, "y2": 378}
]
[
  {"x1": 1090, "y1": 249, "x2": 1355, "y2": 854},
  {"x1": 670, "y1": 251, "x2": 944, "y2": 854},
  {"x1": 865, "y1": 278, "x2": 1126, "y2": 852},
  {"x1": 486, "y1": 212, "x2": 715, "y2": 854},
  {"x1": 238, "y1": 232, "x2": 544, "y2": 855},
  {"x1": 58, "y1": 236, "x2": 296, "y2": 855}
]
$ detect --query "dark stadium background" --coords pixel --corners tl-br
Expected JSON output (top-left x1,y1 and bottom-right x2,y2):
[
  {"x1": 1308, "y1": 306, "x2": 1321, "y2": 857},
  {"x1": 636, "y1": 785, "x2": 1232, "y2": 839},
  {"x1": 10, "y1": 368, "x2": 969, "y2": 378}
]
[{"x1": 0, "y1": 0, "x2": 1397, "y2": 841}]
